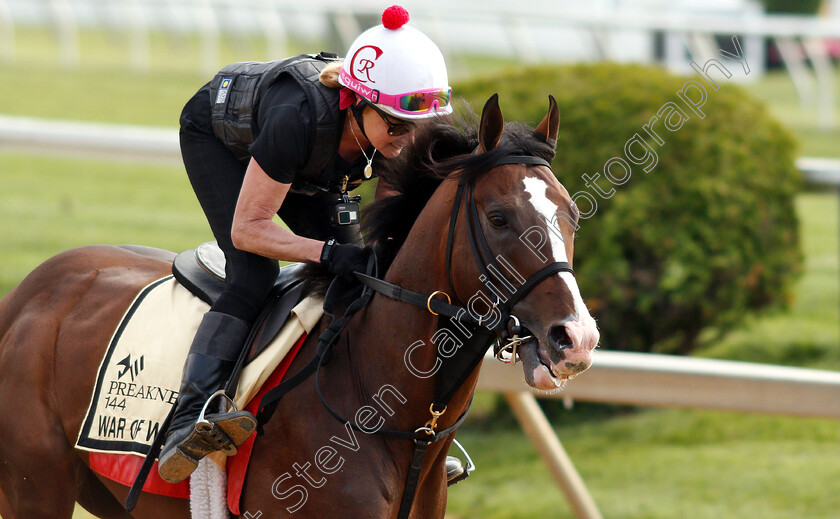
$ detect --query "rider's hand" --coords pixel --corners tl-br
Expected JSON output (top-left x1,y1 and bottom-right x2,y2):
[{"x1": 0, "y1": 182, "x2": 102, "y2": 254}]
[{"x1": 321, "y1": 239, "x2": 368, "y2": 281}]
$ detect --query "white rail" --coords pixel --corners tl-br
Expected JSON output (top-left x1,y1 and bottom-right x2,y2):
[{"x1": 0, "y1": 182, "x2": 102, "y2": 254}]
[
  {"x1": 478, "y1": 350, "x2": 840, "y2": 418},
  {"x1": 0, "y1": 114, "x2": 181, "y2": 164}
]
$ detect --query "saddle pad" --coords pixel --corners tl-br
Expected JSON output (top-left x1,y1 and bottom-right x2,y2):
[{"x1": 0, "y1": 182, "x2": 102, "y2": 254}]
[
  {"x1": 86, "y1": 334, "x2": 308, "y2": 503},
  {"x1": 75, "y1": 277, "x2": 322, "y2": 488}
]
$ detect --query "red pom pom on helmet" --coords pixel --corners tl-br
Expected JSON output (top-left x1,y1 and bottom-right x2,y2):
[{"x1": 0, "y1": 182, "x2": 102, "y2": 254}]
[{"x1": 382, "y1": 5, "x2": 409, "y2": 30}]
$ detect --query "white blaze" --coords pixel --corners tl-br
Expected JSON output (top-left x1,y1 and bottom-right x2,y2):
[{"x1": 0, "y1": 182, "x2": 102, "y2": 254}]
[{"x1": 522, "y1": 176, "x2": 592, "y2": 322}]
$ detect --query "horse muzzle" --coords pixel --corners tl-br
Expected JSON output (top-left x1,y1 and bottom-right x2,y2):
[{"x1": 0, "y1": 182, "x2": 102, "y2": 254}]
[{"x1": 514, "y1": 316, "x2": 598, "y2": 391}]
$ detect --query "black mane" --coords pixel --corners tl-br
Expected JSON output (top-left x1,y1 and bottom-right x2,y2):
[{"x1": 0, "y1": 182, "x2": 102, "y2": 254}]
[
  {"x1": 364, "y1": 115, "x2": 556, "y2": 269},
  {"x1": 299, "y1": 110, "x2": 556, "y2": 294}
]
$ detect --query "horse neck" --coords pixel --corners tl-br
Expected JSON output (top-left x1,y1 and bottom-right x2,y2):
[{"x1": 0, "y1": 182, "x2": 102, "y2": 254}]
[{"x1": 347, "y1": 180, "x2": 478, "y2": 430}]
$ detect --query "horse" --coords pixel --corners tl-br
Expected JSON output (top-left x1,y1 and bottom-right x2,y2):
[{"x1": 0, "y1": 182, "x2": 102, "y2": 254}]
[{"x1": 0, "y1": 94, "x2": 599, "y2": 519}]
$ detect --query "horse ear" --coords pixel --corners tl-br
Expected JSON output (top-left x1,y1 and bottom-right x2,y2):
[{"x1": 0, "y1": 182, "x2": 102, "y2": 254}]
[
  {"x1": 535, "y1": 95, "x2": 559, "y2": 149},
  {"x1": 478, "y1": 94, "x2": 504, "y2": 153}
]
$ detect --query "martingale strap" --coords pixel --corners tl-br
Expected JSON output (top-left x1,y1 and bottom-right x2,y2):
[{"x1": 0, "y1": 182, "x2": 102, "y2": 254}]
[
  {"x1": 432, "y1": 323, "x2": 497, "y2": 412},
  {"x1": 315, "y1": 350, "x2": 476, "y2": 442},
  {"x1": 255, "y1": 267, "x2": 375, "y2": 431}
]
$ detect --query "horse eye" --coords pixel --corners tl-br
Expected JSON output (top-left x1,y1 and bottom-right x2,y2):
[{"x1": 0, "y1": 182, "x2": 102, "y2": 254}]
[{"x1": 488, "y1": 213, "x2": 507, "y2": 228}]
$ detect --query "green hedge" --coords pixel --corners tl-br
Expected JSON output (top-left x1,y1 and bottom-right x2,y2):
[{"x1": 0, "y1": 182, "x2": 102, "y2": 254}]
[
  {"x1": 760, "y1": 0, "x2": 822, "y2": 14},
  {"x1": 453, "y1": 63, "x2": 802, "y2": 353}
]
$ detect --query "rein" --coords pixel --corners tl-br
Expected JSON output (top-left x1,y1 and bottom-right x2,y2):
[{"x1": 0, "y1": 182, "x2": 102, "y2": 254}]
[{"x1": 255, "y1": 153, "x2": 576, "y2": 519}]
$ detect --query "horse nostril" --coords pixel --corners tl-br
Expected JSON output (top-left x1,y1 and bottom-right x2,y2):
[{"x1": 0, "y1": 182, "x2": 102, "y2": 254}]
[{"x1": 549, "y1": 324, "x2": 573, "y2": 351}]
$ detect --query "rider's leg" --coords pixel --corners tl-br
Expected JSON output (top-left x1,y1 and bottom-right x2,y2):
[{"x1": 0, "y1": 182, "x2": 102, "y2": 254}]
[
  {"x1": 157, "y1": 311, "x2": 253, "y2": 483},
  {"x1": 159, "y1": 123, "x2": 279, "y2": 483},
  {"x1": 158, "y1": 247, "x2": 278, "y2": 484}
]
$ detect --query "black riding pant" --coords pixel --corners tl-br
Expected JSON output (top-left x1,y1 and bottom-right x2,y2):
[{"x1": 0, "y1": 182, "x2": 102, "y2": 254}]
[{"x1": 181, "y1": 127, "x2": 277, "y2": 324}]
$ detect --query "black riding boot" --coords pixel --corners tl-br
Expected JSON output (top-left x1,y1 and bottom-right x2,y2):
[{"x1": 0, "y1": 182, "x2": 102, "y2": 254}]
[{"x1": 158, "y1": 311, "x2": 257, "y2": 484}]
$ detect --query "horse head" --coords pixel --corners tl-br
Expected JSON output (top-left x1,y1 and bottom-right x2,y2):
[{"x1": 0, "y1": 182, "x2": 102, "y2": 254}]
[
  {"x1": 455, "y1": 94, "x2": 600, "y2": 390},
  {"x1": 369, "y1": 93, "x2": 599, "y2": 394}
]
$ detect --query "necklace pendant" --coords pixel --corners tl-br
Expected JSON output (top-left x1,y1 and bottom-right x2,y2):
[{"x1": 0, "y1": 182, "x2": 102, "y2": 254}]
[{"x1": 364, "y1": 163, "x2": 373, "y2": 179}]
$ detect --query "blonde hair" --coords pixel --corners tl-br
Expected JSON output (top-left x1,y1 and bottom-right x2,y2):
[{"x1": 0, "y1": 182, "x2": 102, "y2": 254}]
[{"x1": 319, "y1": 61, "x2": 344, "y2": 89}]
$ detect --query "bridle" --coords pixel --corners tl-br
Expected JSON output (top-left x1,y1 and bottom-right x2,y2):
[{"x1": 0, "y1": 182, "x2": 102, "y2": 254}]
[
  {"x1": 241, "y1": 152, "x2": 578, "y2": 519},
  {"x1": 445, "y1": 154, "x2": 575, "y2": 361}
]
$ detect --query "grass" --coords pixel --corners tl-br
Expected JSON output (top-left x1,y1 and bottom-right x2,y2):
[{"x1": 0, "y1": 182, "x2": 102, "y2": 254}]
[
  {"x1": 447, "y1": 407, "x2": 840, "y2": 519},
  {"x1": 0, "y1": 154, "x2": 210, "y2": 296},
  {"x1": 0, "y1": 27, "x2": 838, "y2": 519}
]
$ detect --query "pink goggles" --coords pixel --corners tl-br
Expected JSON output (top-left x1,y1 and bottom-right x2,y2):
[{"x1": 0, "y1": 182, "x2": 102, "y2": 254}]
[
  {"x1": 373, "y1": 87, "x2": 452, "y2": 115},
  {"x1": 340, "y1": 69, "x2": 451, "y2": 115}
]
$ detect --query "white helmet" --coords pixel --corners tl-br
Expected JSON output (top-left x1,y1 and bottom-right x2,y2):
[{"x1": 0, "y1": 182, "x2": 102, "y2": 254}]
[{"x1": 339, "y1": 5, "x2": 452, "y2": 120}]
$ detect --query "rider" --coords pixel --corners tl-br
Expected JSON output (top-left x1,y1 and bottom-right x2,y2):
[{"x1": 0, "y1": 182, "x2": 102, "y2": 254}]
[{"x1": 158, "y1": 6, "x2": 460, "y2": 484}]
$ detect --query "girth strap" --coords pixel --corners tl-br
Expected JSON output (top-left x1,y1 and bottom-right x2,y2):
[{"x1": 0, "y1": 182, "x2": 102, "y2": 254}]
[{"x1": 397, "y1": 439, "x2": 430, "y2": 519}]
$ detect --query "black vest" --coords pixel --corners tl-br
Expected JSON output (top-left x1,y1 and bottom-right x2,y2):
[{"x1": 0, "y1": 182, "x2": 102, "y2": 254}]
[{"x1": 208, "y1": 53, "x2": 345, "y2": 194}]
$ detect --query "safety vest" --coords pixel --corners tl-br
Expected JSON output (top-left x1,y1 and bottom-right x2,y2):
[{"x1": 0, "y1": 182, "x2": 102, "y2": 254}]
[{"x1": 208, "y1": 52, "x2": 345, "y2": 193}]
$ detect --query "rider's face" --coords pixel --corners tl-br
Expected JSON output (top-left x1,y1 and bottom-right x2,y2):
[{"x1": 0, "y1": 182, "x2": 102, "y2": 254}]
[{"x1": 361, "y1": 105, "x2": 416, "y2": 159}]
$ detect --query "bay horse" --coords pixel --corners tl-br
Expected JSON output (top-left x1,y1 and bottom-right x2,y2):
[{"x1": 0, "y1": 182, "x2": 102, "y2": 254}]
[{"x1": 0, "y1": 95, "x2": 599, "y2": 518}]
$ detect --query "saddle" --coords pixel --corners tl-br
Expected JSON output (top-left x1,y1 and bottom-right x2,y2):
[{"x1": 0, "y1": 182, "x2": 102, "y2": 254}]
[{"x1": 172, "y1": 241, "x2": 308, "y2": 361}]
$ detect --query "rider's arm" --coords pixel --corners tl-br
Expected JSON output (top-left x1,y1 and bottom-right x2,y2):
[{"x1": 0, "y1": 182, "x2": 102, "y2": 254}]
[{"x1": 231, "y1": 157, "x2": 324, "y2": 263}]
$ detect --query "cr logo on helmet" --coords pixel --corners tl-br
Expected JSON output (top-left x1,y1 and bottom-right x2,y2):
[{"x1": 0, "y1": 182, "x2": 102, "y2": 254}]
[{"x1": 349, "y1": 45, "x2": 383, "y2": 84}]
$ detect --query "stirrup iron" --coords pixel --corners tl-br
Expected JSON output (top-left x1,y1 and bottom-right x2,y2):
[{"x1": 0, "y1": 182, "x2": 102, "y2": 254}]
[
  {"x1": 196, "y1": 390, "x2": 241, "y2": 456},
  {"x1": 447, "y1": 439, "x2": 476, "y2": 486},
  {"x1": 197, "y1": 390, "x2": 239, "y2": 425}
]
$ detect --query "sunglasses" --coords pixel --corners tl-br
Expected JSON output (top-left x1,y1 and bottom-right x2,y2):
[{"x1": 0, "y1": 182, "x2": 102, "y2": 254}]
[{"x1": 365, "y1": 101, "x2": 416, "y2": 137}]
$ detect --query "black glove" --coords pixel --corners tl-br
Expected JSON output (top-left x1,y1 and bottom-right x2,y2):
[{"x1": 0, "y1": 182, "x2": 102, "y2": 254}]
[{"x1": 321, "y1": 239, "x2": 368, "y2": 281}]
